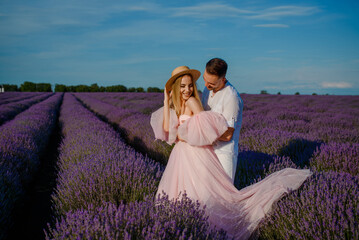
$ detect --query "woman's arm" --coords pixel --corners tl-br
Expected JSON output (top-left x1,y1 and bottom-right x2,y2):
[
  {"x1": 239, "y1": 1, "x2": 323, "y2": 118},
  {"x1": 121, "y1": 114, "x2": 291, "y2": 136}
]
[
  {"x1": 163, "y1": 87, "x2": 171, "y2": 132},
  {"x1": 185, "y1": 97, "x2": 203, "y2": 114},
  {"x1": 177, "y1": 97, "x2": 203, "y2": 142}
]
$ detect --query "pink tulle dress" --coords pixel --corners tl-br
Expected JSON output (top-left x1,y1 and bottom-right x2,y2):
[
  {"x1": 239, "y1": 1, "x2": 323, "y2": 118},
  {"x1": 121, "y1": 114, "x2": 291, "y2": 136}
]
[{"x1": 150, "y1": 107, "x2": 312, "y2": 239}]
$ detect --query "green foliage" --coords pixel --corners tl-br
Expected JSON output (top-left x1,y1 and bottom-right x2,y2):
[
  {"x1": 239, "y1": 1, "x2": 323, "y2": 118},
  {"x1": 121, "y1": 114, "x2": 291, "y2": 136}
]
[
  {"x1": 11, "y1": 81, "x2": 163, "y2": 93},
  {"x1": 147, "y1": 87, "x2": 162, "y2": 92},
  {"x1": 20, "y1": 81, "x2": 36, "y2": 92},
  {"x1": 136, "y1": 87, "x2": 144, "y2": 92},
  {"x1": 20, "y1": 81, "x2": 52, "y2": 92},
  {"x1": 260, "y1": 90, "x2": 268, "y2": 94},
  {"x1": 90, "y1": 83, "x2": 99, "y2": 92},
  {"x1": 75, "y1": 85, "x2": 90, "y2": 92},
  {"x1": 55, "y1": 84, "x2": 67, "y2": 92},
  {"x1": 295, "y1": 92, "x2": 300, "y2": 95},
  {"x1": 36, "y1": 83, "x2": 52, "y2": 92},
  {"x1": 2, "y1": 84, "x2": 19, "y2": 91},
  {"x1": 106, "y1": 85, "x2": 127, "y2": 92}
]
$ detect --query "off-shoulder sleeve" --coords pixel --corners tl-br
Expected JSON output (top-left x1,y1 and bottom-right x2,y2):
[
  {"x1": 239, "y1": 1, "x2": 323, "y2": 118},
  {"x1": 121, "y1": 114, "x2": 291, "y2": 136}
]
[
  {"x1": 150, "y1": 106, "x2": 179, "y2": 145},
  {"x1": 178, "y1": 111, "x2": 228, "y2": 146}
]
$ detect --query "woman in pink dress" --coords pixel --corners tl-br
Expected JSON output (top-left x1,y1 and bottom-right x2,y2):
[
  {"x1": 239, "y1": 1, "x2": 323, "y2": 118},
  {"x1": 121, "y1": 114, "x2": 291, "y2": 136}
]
[{"x1": 150, "y1": 66, "x2": 312, "y2": 239}]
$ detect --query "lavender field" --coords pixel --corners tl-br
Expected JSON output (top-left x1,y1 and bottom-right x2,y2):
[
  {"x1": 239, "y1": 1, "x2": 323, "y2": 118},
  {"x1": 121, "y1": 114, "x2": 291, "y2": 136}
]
[{"x1": 1, "y1": 92, "x2": 358, "y2": 239}]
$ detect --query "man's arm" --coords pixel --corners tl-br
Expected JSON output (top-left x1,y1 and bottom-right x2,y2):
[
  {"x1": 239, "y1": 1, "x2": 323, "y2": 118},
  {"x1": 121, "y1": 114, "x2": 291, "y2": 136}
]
[
  {"x1": 218, "y1": 127, "x2": 234, "y2": 141},
  {"x1": 218, "y1": 92, "x2": 240, "y2": 142}
]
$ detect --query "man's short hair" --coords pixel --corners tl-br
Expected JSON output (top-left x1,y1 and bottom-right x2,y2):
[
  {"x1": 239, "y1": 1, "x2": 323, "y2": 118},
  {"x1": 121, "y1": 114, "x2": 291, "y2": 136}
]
[{"x1": 206, "y1": 58, "x2": 228, "y2": 78}]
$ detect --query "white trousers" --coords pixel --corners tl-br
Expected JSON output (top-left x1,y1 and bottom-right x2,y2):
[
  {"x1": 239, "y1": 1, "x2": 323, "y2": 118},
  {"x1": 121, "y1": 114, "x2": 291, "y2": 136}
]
[{"x1": 215, "y1": 151, "x2": 237, "y2": 183}]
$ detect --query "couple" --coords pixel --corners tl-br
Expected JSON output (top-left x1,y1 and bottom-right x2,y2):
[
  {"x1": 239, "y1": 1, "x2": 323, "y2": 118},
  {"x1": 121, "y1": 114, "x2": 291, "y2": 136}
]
[{"x1": 150, "y1": 58, "x2": 311, "y2": 239}]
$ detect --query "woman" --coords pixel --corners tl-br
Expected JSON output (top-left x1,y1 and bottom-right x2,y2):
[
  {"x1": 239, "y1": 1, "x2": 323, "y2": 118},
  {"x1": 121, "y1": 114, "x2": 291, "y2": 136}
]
[{"x1": 150, "y1": 66, "x2": 312, "y2": 239}]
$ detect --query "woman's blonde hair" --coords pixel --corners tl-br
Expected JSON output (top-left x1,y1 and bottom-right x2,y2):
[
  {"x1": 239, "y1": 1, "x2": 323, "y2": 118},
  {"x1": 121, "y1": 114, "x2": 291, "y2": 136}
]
[{"x1": 169, "y1": 74, "x2": 202, "y2": 116}]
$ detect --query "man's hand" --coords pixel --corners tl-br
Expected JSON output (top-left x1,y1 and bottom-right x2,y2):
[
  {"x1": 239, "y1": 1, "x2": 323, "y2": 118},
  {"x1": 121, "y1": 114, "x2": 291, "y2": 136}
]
[
  {"x1": 177, "y1": 135, "x2": 186, "y2": 142},
  {"x1": 218, "y1": 127, "x2": 234, "y2": 142}
]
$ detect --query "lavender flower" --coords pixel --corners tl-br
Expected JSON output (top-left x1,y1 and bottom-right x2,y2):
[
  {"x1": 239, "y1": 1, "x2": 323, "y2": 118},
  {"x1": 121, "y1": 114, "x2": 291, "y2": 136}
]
[
  {"x1": 0, "y1": 93, "x2": 62, "y2": 239},
  {"x1": 0, "y1": 92, "x2": 53, "y2": 125},
  {"x1": 258, "y1": 171, "x2": 359, "y2": 239},
  {"x1": 46, "y1": 193, "x2": 227, "y2": 240},
  {"x1": 52, "y1": 93, "x2": 163, "y2": 216},
  {"x1": 311, "y1": 142, "x2": 359, "y2": 176}
]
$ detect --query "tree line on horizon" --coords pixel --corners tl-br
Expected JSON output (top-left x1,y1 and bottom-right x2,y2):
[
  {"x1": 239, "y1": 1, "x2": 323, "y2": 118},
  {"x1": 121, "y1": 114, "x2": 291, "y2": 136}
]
[
  {"x1": 0, "y1": 82, "x2": 163, "y2": 93},
  {"x1": 1, "y1": 81, "x2": 323, "y2": 95}
]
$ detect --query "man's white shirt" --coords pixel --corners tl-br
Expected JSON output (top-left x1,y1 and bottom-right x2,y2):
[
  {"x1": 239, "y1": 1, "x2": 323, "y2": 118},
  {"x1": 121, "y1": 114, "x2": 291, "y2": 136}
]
[{"x1": 202, "y1": 81, "x2": 243, "y2": 181}]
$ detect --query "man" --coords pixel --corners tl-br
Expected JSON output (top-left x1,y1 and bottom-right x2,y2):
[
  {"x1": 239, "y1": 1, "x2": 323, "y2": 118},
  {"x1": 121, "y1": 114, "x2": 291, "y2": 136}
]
[{"x1": 201, "y1": 58, "x2": 243, "y2": 183}]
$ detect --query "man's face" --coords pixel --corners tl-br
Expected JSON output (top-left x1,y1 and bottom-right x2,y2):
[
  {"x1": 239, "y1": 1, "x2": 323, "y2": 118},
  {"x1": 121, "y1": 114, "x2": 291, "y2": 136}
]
[{"x1": 203, "y1": 70, "x2": 225, "y2": 93}]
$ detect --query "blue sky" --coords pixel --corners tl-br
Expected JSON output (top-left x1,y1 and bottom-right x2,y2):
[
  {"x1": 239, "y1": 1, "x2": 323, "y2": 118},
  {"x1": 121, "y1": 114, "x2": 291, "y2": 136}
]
[{"x1": 0, "y1": 0, "x2": 358, "y2": 95}]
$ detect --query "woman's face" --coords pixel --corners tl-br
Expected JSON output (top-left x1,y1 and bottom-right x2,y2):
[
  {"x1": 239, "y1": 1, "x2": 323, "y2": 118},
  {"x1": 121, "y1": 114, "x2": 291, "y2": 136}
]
[{"x1": 180, "y1": 75, "x2": 194, "y2": 101}]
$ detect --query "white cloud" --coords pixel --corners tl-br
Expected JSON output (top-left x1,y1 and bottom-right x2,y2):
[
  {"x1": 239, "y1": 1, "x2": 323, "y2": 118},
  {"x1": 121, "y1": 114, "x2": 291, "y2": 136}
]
[
  {"x1": 254, "y1": 24, "x2": 289, "y2": 28},
  {"x1": 247, "y1": 5, "x2": 320, "y2": 20},
  {"x1": 321, "y1": 82, "x2": 352, "y2": 88},
  {"x1": 170, "y1": 3, "x2": 319, "y2": 21},
  {"x1": 171, "y1": 3, "x2": 253, "y2": 18}
]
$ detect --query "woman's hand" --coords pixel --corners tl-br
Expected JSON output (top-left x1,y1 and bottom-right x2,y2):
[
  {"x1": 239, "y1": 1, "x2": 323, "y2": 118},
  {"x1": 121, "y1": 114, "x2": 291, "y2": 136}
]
[
  {"x1": 164, "y1": 86, "x2": 172, "y2": 104},
  {"x1": 163, "y1": 86, "x2": 171, "y2": 132}
]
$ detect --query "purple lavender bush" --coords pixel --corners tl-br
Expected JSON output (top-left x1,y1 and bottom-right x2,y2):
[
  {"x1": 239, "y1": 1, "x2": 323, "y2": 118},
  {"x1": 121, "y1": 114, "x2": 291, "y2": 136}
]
[
  {"x1": 89, "y1": 92, "x2": 163, "y2": 113},
  {"x1": 46, "y1": 193, "x2": 227, "y2": 240},
  {"x1": 235, "y1": 94, "x2": 359, "y2": 239},
  {"x1": 238, "y1": 128, "x2": 302, "y2": 155},
  {"x1": 52, "y1": 93, "x2": 163, "y2": 216},
  {"x1": 0, "y1": 92, "x2": 43, "y2": 105},
  {"x1": 0, "y1": 92, "x2": 53, "y2": 125},
  {"x1": 0, "y1": 93, "x2": 62, "y2": 239},
  {"x1": 234, "y1": 151, "x2": 297, "y2": 190},
  {"x1": 257, "y1": 171, "x2": 359, "y2": 239},
  {"x1": 240, "y1": 94, "x2": 359, "y2": 145},
  {"x1": 310, "y1": 142, "x2": 359, "y2": 176},
  {"x1": 74, "y1": 93, "x2": 172, "y2": 164}
]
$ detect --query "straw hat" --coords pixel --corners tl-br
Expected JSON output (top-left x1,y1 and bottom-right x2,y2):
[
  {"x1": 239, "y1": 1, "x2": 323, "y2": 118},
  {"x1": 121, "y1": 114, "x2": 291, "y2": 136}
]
[{"x1": 165, "y1": 66, "x2": 201, "y2": 91}]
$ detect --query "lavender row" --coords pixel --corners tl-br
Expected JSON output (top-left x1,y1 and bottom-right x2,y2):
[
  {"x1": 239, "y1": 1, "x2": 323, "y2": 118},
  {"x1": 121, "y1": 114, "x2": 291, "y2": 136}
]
[
  {"x1": 0, "y1": 92, "x2": 44, "y2": 105},
  {"x1": 0, "y1": 92, "x2": 23, "y2": 101},
  {"x1": 0, "y1": 93, "x2": 63, "y2": 239},
  {"x1": 74, "y1": 93, "x2": 171, "y2": 164},
  {"x1": 46, "y1": 194, "x2": 227, "y2": 240},
  {"x1": 233, "y1": 152, "x2": 358, "y2": 238},
  {"x1": 0, "y1": 92, "x2": 54, "y2": 126},
  {"x1": 310, "y1": 142, "x2": 359, "y2": 176},
  {"x1": 51, "y1": 93, "x2": 162, "y2": 216},
  {"x1": 241, "y1": 94, "x2": 359, "y2": 144},
  {"x1": 258, "y1": 171, "x2": 359, "y2": 239},
  {"x1": 86, "y1": 92, "x2": 163, "y2": 114},
  {"x1": 47, "y1": 93, "x2": 226, "y2": 239}
]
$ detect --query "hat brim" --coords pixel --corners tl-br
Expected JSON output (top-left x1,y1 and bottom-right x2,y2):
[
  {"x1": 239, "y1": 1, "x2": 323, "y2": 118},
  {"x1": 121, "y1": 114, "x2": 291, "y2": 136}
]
[{"x1": 165, "y1": 69, "x2": 201, "y2": 92}]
